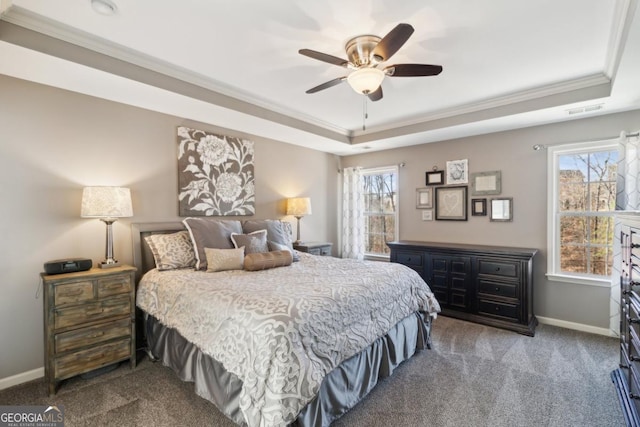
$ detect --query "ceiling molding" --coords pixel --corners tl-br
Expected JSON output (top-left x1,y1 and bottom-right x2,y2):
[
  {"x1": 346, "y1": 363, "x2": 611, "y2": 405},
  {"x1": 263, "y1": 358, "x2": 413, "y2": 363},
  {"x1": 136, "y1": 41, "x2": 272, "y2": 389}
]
[{"x1": 605, "y1": 0, "x2": 638, "y2": 80}]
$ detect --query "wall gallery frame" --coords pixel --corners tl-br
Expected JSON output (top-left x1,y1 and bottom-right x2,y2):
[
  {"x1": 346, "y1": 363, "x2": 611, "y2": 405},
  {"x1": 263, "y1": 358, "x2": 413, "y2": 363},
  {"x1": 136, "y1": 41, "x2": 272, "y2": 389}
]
[
  {"x1": 416, "y1": 187, "x2": 433, "y2": 209},
  {"x1": 425, "y1": 170, "x2": 444, "y2": 185},
  {"x1": 471, "y1": 198, "x2": 487, "y2": 216},
  {"x1": 435, "y1": 186, "x2": 468, "y2": 221},
  {"x1": 490, "y1": 197, "x2": 513, "y2": 222},
  {"x1": 470, "y1": 171, "x2": 502, "y2": 196},
  {"x1": 446, "y1": 159, "x2": 469, "y2": 185}
]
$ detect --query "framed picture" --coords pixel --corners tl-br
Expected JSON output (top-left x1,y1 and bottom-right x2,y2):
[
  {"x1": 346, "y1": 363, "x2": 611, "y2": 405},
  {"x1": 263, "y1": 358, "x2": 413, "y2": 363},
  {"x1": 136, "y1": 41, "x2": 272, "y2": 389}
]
[
  {"x1": 416, "y1": 187, "x2": 433, "y2": 209},
  {"x1": 471, "y1": 171, "x2": 502, "y2": 196},
  {"x1": 471, "y1": 198, "x2": 487, "y2": 216},
  {"x1": 435, "y1": 186, "x2": 468, "y2": 221},
  {"x1": 490, "y1": 197, "x2": 513, "y2": 222},
  {"x1": 446, "y1": 159, "x2": 468, "y2": 185},
  {"x1": 425, "y1": 170, "x2": 444, "y2": 186},
  {"x1": 422, "y1": 210, "x2": 433, "y2": 221}
]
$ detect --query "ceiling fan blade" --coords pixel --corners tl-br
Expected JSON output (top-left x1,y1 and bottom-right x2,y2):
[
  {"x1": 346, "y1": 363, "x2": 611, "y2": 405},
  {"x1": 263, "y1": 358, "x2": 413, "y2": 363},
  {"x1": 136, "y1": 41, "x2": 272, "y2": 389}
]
[
  {"x1": 385, "y1": 64, "x2": 443, "y2": 77},
  {"x1": 305, "y1": 77, "x2": 347, "y2": 94},
  {"x1": 299, "y1": 49, "x2": 349, "y2": 67},
  {"x1": 367, "y1": 86, "x2": 383, "y2": 102},
  {"x1": 372, "y1": 23, "x2": 414, "y2": 62}
]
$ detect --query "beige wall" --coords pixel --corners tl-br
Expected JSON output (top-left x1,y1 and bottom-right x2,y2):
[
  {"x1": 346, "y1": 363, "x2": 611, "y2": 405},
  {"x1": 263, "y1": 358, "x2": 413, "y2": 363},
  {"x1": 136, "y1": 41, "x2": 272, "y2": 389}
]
[
  {"x1": 341, "y1": 109, "x2": 640, "y2": 331},
  {"x1": 0, "y1": 74, "x2": 338, "y2": 380}
]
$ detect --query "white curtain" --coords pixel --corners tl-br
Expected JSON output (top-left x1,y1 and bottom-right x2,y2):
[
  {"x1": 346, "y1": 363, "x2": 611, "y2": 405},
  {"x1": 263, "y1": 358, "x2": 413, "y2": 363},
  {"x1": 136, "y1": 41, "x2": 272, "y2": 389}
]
[
  {"x1": 342, "y1": 167, "x2": 365, "y2": 260},
  {"x1": 611, "y1": 130, "x2": 640, "y2": 335}
]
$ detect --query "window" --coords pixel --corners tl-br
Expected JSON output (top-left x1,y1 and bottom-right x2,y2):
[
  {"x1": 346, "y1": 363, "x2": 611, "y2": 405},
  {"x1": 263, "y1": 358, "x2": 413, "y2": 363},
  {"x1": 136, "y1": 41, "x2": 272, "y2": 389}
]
[
  {"x1": 362, "y1": 166, "x2": 398, "y2": 257},
  {"x1": 547, "y1": 140, "x2": 618, "y2": 285}
]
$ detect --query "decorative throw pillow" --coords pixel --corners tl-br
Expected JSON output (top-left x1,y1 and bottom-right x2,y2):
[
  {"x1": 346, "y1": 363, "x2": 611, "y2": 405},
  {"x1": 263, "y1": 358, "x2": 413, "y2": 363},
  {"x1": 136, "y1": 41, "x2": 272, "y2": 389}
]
[
  {"x1": 205, "y1": 247, "x2": 245, "y2": 272},
  {"x1": 182, "y1": 218, "x2": 243, "y2": 270},
  {"x1": 244, "y1": 250, "x2": 293, "y2": 271},
  {"x1": 230, "y1": 230, "x2": 269, "y2": 254},
  {"x1": 243, "y1": 219, "x2": 299, "y2": 261},
  {"x1": 145, "y1": 231, "x2": 196, "y2": 271}
]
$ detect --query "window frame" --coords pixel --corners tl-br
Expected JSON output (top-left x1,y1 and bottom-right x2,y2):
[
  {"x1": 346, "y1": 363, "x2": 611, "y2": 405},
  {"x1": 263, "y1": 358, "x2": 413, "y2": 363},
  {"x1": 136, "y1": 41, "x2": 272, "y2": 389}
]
[
  {"x1": 361, "y1": 166, "x2": 399, "y2": 260},
  {"x1": 546, "y1": 138, "x2": 618, "y2": 287}
]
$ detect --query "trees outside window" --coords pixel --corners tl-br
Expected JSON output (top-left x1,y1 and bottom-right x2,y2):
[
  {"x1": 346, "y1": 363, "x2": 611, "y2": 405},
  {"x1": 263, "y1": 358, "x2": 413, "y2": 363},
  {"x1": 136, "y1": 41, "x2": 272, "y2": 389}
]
[
  {"x1": 362, "y1": 167, "x2": 398, "y2": 257},
  {"x1": 549, "y1": 141, "x2": 618, "y2": 281}
]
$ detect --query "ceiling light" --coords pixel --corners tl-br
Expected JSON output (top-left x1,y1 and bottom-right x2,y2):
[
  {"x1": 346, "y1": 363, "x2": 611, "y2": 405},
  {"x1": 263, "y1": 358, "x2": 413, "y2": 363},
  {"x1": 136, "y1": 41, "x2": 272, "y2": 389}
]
[
  {"x1": 347, "y1": 68, "x2": 385, "y2": 95},
  {"x1": 91, "y1": 0, "x2": 117, "y2": 15}
]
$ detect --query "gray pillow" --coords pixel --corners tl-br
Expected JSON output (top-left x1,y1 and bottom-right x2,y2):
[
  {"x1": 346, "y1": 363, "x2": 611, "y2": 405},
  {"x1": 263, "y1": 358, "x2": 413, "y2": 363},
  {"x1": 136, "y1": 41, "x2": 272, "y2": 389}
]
[
  {"x1": 182, "y1": 218, "x2": 243, "y2": 270},
  {"x1": 230, "y1": 230, "x2": 269, "y2": 254},
  {"x1": 242, "y1": 219, "x2": 294, "y2": 248}
]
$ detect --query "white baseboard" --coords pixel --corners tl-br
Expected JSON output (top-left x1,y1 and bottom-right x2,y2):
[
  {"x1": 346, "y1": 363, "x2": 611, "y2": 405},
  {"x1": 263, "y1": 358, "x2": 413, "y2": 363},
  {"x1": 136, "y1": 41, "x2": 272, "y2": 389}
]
[
  {"x1": 0, "y1": 367, "x2": 44, "y2": 391},
  {"x1": 537, "y1": 315, "x2": 616, "y2": 337}
]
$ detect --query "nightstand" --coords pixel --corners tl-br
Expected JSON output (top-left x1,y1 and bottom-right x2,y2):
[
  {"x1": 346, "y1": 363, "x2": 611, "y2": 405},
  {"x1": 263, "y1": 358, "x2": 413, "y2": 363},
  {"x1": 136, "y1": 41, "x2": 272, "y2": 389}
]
[
  {"x1": 293, "y1": 242, "x2": 333, "y2": 256},
  {"x1": 41, "y1": 265, "x2": 137, "y2": 395}
]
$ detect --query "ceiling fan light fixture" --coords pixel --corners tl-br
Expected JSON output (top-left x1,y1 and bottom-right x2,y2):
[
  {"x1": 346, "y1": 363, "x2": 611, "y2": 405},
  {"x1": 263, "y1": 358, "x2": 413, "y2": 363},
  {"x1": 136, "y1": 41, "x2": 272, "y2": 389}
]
[{"x1": 347, "y1": 68, "x2": 385, "y2": 95}]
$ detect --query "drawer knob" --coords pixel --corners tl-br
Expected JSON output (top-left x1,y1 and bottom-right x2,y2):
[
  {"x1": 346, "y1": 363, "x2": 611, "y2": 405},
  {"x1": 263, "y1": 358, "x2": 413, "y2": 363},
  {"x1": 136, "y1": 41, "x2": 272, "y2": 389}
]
[
  {"x1": 495, "y1": 267, "x2": 501, "y2": 271},
  {"x1": 495, "y1": 287, "x2": 500, "y2": 292},
  {"x1": 495, "y1": 307, "x2": 500, "y2": 311}
]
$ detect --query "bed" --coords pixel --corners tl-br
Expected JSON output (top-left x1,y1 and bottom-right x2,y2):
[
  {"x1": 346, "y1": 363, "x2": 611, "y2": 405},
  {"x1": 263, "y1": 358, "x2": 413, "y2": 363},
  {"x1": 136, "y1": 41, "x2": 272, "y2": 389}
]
[{"x1": 132, "y1": 220, "x2": 440, "y2": 427}]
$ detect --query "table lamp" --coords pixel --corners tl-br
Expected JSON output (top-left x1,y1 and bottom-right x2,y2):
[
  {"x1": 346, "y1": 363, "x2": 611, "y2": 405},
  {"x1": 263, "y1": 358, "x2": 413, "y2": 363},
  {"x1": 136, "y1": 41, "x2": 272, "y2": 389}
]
[{"x1": 286, "y1": 197, "x2": 312, "y2": 244}]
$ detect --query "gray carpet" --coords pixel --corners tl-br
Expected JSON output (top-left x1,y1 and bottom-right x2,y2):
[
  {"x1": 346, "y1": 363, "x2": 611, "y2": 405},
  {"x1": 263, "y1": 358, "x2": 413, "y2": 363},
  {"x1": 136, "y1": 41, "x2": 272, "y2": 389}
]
[{"x1": 0, "y1": 316, "x2": 626, "y2": 426}]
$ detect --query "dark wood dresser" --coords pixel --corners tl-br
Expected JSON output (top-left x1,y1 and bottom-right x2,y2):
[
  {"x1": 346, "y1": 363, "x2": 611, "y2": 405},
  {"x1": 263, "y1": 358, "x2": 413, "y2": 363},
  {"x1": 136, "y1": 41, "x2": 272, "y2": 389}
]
[
  {"x1": 42, "y1": 265, "x2": 137, "y2": 395},
  {"x1": 612, "y1": 212, "x2": 640, "y2": 426},
  {"x1": 388, "y1": 241, "x2": 538, "y2": 336}
]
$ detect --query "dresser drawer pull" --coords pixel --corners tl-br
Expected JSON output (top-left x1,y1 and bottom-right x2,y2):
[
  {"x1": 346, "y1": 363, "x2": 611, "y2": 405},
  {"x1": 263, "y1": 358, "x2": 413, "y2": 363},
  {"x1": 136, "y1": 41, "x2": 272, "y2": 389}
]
[
  {"x1": 495, "y1": 287, "x2": 501, "y2": 292},
  {"x1": 631, "y1": 393, "x2": 640, "y2": 400},
  {"x1": 90, "y1": 331, "x2": 105, "y2": 339},
  {"x1": 495, "y1": 267, "x2": 500, "y2": 272},
  {"x1": 61, "y1": 289, "x2": 85, "y2": 297},
  {"x1": 86, "y1": 308, "x2": 105, "y2": 315}
]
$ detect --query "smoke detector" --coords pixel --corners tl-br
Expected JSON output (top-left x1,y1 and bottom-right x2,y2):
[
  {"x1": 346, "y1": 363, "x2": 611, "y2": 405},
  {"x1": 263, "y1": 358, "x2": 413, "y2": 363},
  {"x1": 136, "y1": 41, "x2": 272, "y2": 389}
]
[{"x1": 91, "y1": 0, "x2": 117, "y2": 15}]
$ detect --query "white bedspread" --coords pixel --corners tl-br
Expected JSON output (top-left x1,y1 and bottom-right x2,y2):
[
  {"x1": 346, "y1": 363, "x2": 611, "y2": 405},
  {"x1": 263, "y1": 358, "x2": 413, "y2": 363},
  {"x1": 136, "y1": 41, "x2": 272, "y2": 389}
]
[{"x1": 137, "y1": 253, "x2": 440, "y2": 427}]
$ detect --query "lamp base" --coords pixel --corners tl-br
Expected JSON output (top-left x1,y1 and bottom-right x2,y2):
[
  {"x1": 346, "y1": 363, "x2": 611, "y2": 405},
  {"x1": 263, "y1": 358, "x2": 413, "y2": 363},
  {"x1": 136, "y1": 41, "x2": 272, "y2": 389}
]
[{"x1": 99, "y1": 260, "x2": 121, "y2": 269}]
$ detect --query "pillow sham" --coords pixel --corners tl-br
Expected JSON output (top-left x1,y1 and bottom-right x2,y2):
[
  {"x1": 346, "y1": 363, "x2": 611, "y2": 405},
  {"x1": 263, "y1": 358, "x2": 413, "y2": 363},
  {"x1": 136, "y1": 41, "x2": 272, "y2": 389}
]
[
  {"x1": 183, "y1": 218, "x2": 243, "y2": 270},
  {"x1": 205, "y1": 247, "x2": 245, "y2": 272},
  {"x1": 145, "y1": 231, "x2": 195, "y2": 271},
  {"x1": 230, "y1": 230, "x2": 269, "y2": 254},
  {"x1": 244, "y1": 250, "x2": 293, "y2": 271}
]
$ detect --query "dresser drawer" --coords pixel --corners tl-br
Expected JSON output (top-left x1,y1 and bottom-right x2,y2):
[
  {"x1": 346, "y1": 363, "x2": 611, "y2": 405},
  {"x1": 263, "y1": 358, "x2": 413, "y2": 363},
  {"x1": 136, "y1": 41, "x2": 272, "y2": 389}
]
[
  {"x1": 54, "y1": 338, "x2": 131, "y2": 379},
  {"x1": 54, "y1": 295, "x2": 131, "y2": 330},
  {"x1": 54, "y1": 281, "x2": 94, "y2": 306},
  {"x1": 478, "y1": 280, "x2": 517, "y2": 299},
  {"x1": 98, "y1": 275, "x2": 132, "y2": 298},
  {"x1": 478, "y1": 259, "x2": 518, "y2": 278},
  {"x1": 478, "y1": 299, "x2": 519, "y2": 321},
  {"x1": 54, "y1": 318, "x2": 131, "y2": 354},
  {"x1": 396, "y1": 251, "x2": 423, "y2": 267}
]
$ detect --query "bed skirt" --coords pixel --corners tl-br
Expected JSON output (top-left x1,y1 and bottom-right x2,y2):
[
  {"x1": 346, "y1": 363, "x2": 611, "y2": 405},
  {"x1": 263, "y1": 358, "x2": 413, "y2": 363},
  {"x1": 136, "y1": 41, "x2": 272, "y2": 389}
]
[{"x1": 145, "y1": 311, "x2": 433, "y2": 427}]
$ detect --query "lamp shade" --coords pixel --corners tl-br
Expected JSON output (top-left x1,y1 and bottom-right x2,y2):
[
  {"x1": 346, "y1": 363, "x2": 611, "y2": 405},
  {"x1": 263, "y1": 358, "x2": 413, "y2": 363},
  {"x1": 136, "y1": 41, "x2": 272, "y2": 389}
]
[
  {"x1": 286, "y1": 197, "x2": 312, "y2": 217},
  {"x1": 81, "y1": 187, "x2": 133, "y2": 218},
  {"x1": 347, "y1": 68, "x2": 385, "y2": 94}
]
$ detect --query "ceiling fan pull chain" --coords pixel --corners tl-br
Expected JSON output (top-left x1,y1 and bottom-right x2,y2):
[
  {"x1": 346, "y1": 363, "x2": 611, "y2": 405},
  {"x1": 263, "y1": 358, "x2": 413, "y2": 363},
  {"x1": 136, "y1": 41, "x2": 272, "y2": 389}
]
[{"x1": 362, "y1": 95, "x2": 368, "y2": 131}]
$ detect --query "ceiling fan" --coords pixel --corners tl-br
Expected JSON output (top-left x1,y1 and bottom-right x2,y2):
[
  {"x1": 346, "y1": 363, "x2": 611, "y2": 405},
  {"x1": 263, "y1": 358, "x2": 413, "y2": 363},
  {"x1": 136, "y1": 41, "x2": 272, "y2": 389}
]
[{"x1": 299, "y1": 23, "x2": 443, "y2": 102}]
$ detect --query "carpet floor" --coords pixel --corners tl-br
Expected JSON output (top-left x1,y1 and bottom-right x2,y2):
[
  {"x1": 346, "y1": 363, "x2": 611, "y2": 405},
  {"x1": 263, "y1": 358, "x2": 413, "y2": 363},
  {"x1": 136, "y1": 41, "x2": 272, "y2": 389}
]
[{"x1": 0, "y1": 316, "x2": 626, "y2": 426}]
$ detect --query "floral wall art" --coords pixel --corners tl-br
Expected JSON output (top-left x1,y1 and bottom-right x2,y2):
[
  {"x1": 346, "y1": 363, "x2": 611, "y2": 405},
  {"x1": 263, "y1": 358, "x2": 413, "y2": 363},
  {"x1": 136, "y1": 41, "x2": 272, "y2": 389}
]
[{"x1": 177, "y1": 126, "x2": 255, "y2": 216}]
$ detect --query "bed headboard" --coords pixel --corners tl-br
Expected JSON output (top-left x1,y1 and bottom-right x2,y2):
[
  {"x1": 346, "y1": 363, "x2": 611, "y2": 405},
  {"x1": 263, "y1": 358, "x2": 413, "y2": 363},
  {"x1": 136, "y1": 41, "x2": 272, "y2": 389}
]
[{"x1": 131, "y1": 222, "x2": 186, "y2": 282}]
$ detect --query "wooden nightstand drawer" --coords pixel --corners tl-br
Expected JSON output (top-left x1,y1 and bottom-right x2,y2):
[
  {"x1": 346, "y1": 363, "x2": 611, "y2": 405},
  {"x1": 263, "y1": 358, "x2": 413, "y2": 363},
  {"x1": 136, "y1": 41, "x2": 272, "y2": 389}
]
[
  {"x1": 55, "y1": 318, "x2": 131, "y2": 354},
  {"x1": 98, "y1": 275, "x2": 131, "y2": 298},
  {"x1": 54, "y1": 338, "x2": 132, "y2": 379},
  {"x1": 54, "y1": 295, "x2": 131, "y2": 330},
  {"x1": 54, "y1": 281, "x2": 94, "y2": 306}
]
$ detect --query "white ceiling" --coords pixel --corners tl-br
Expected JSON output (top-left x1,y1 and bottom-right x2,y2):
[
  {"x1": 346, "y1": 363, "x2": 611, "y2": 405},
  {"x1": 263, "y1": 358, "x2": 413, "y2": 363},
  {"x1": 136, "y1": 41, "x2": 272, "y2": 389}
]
[{"x1": 1, "y1": 0, "x2": 639, "y2": 155}]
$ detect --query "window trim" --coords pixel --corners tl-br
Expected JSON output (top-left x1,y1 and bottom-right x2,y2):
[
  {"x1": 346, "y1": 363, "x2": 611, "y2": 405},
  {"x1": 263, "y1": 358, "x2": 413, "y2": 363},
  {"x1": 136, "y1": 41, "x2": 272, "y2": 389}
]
[
  {"x1": 546, "y1": 138, "x2": 618, "y2": 287},
  {"x1": 362, "y1": 165, "x2": 399, "y2": 259}
]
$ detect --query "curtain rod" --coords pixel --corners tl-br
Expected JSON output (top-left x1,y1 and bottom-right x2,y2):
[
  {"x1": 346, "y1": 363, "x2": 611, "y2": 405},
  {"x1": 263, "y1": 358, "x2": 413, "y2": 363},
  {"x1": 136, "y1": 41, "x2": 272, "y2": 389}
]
[{"x1": 532, "y1": 132, "x2": 640, "y2": 151}]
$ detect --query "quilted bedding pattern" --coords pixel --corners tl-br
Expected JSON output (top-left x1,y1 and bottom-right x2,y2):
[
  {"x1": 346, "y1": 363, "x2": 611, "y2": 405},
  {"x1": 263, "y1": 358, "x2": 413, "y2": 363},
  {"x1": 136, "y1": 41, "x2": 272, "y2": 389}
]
[{"x1": 137, "y1": 253, "x2": 440, "y2": 427}]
